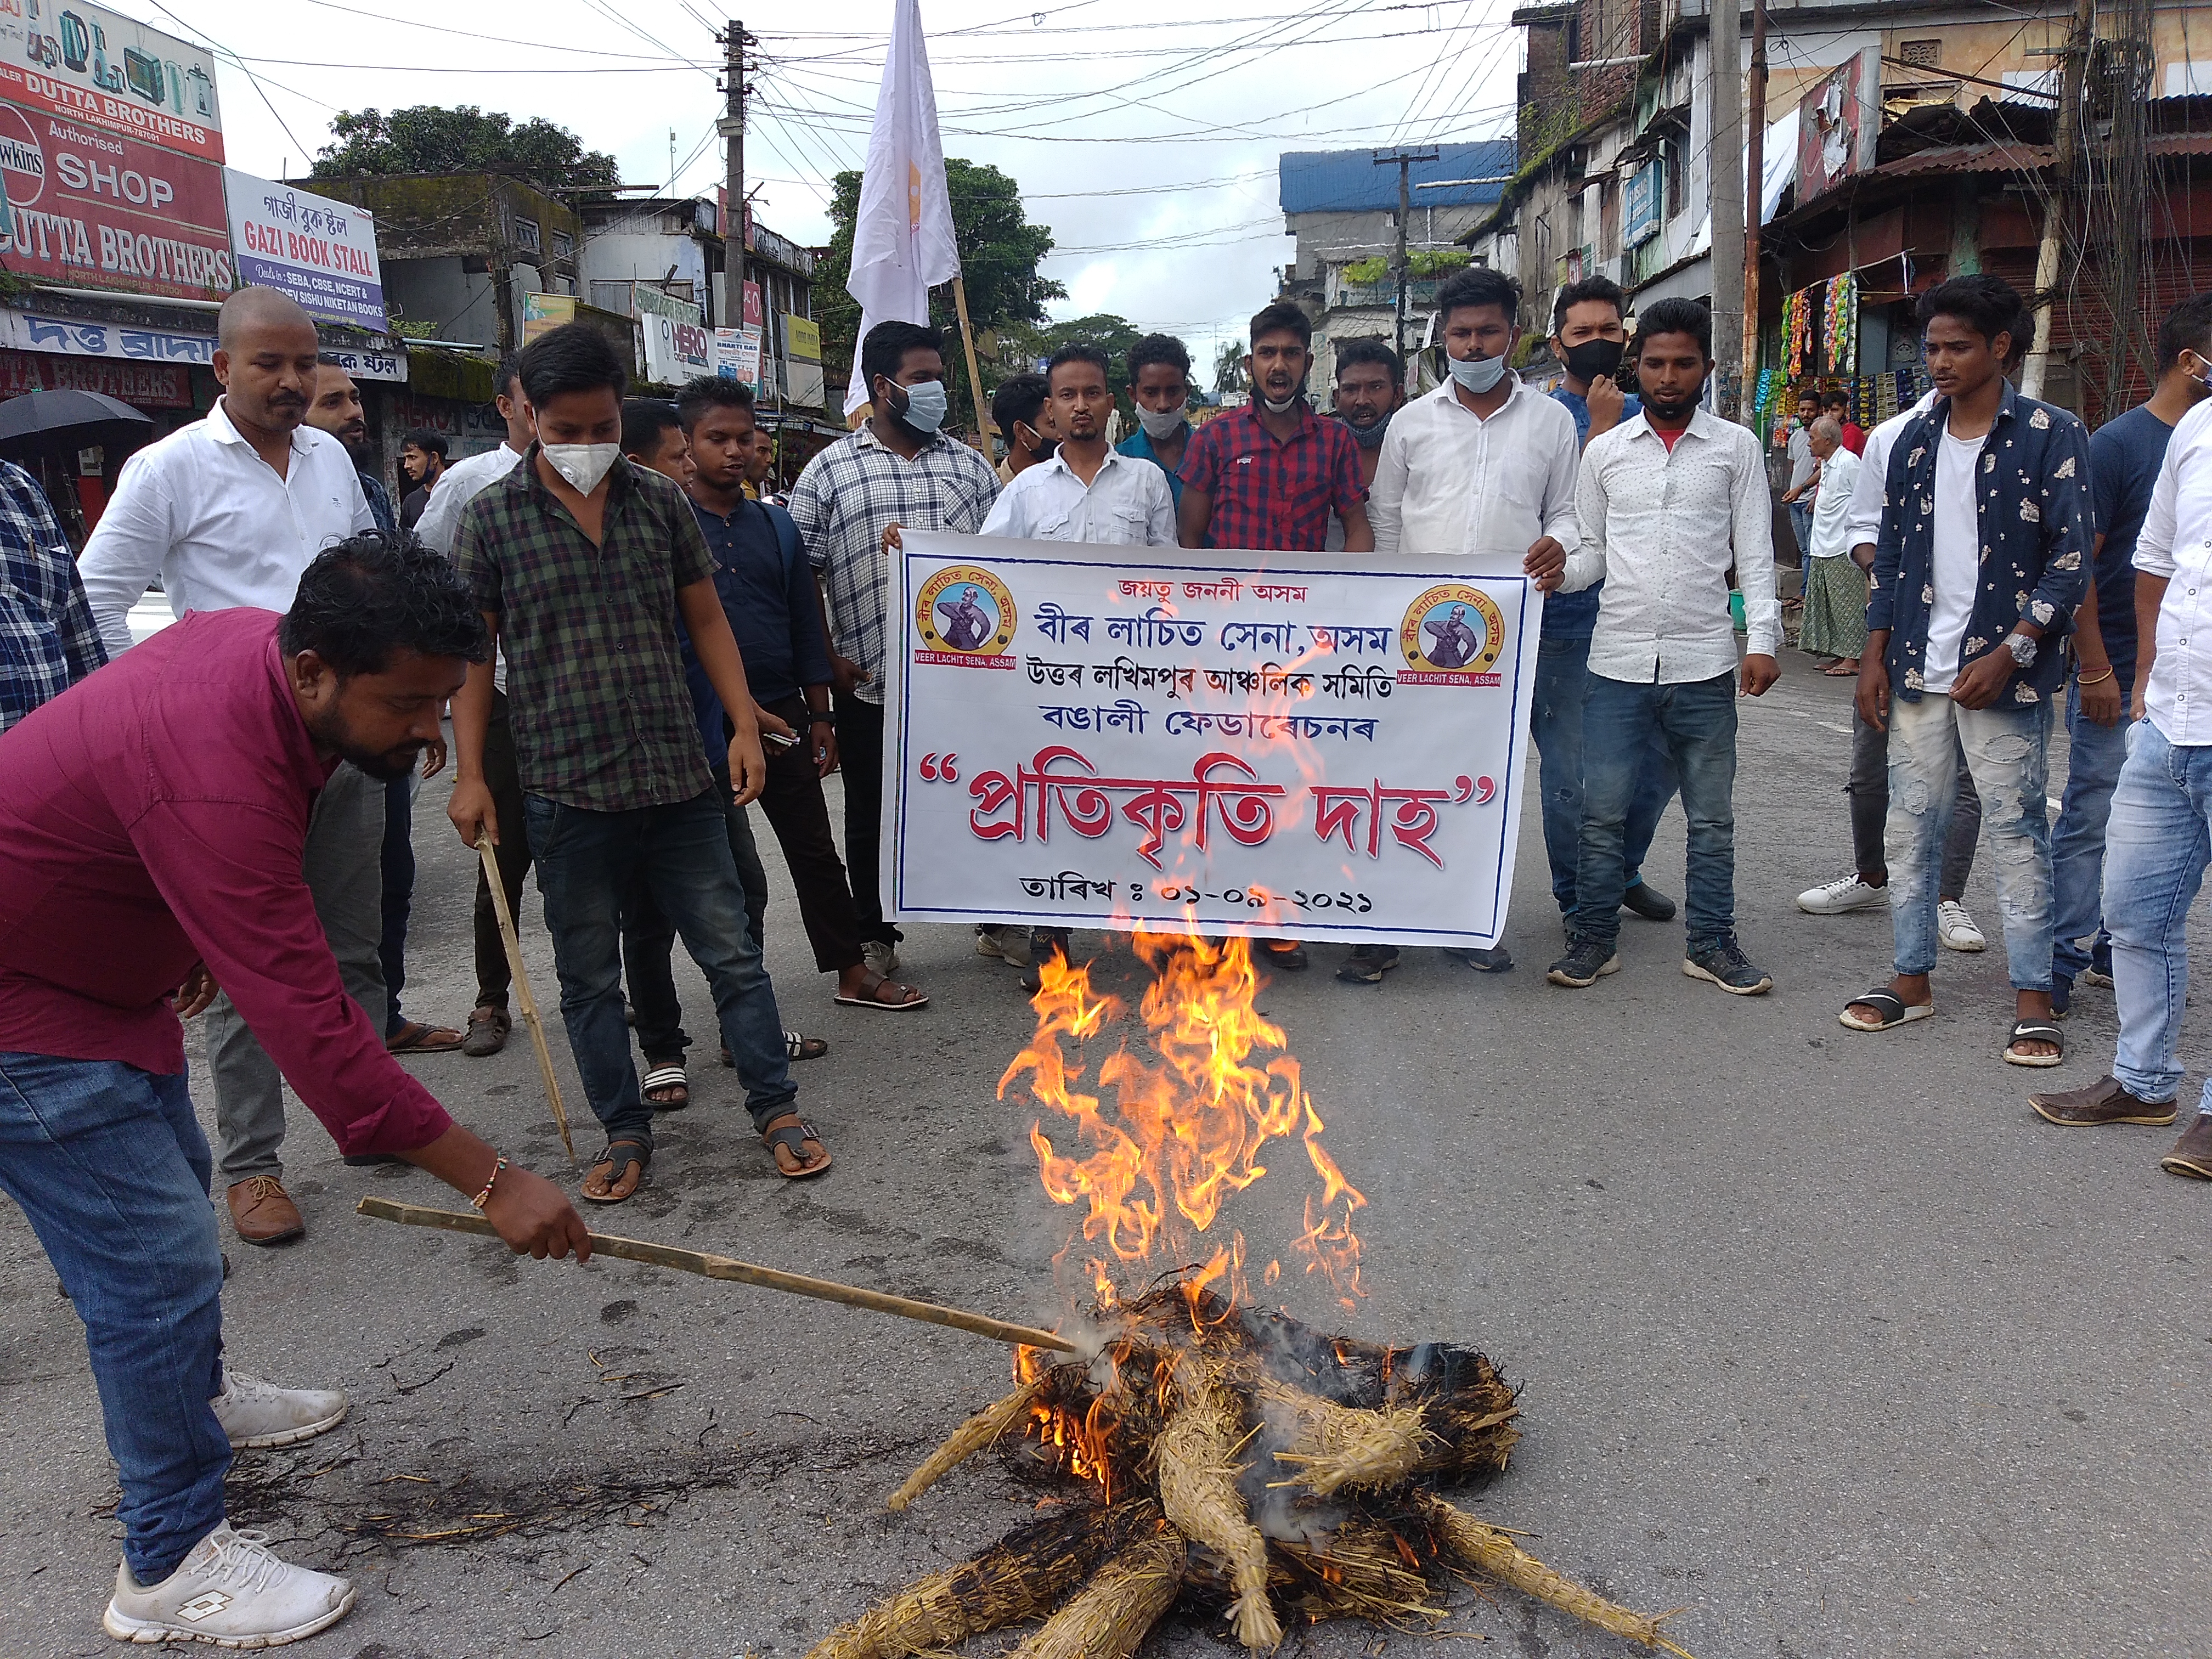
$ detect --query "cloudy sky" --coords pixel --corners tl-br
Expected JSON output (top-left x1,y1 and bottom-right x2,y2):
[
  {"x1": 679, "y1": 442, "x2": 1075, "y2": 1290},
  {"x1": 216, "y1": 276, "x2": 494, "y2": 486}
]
[{"x1": 107, "y1": 0, "x2": 1522, "y2": 366}]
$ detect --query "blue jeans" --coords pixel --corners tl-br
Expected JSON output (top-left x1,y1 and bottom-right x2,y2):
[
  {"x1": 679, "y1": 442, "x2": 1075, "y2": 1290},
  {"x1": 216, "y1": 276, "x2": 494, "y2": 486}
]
[
  {"x1": 2049, "y1": 675, "x2": 2130, "y2": 981},
  {"x1": 1572, "y1": 670, "x2": 1738, "y2": 951},
  {"x1": 0, "y1": 1053, "x2": 228, "y2": 1584},
  {"x1": 527, "y1": 791, "x2": 797, "y2": 1146},
  {"x1": 1789, "y1": 499, "x2": 1814, "y2": 560},
  {"x1": 1532, "y1": 635, "x2": 1678, "y2": 910},
  {"x1": 1885, "y1": 693, "x2": 2054, "y2": 988},
  {"x1": 2106, "y1": 719, "x2": 2212, "y2": 1111},
  {"x1": 624, "y1": 774, "x2": 772, "y2": 1065}
]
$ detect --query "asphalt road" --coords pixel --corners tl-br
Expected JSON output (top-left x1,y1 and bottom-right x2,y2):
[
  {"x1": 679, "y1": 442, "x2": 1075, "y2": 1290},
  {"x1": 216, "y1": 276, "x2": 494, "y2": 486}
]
[{"x1": 2, "y1": 664, "x2": 2205, "y2": 1659}]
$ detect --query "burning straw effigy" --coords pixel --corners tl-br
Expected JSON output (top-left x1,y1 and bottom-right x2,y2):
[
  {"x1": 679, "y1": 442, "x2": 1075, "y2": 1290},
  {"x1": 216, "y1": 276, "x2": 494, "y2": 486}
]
[{"x1": 806, "y1": 934, "x2": 1694, "y2": 1659}]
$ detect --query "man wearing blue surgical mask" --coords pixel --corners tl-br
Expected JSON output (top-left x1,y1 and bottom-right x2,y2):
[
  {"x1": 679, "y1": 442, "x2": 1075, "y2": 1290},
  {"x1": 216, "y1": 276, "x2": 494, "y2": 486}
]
[{"x1": 787, "y1": 320, "x2": 1000, "y2": 980}]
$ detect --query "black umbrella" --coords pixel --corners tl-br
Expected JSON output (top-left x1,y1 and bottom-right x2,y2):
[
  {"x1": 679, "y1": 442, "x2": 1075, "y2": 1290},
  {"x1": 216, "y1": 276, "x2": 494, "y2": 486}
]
[{"x1": 0, "y1": 388, "x2": 154, "y2": 456}]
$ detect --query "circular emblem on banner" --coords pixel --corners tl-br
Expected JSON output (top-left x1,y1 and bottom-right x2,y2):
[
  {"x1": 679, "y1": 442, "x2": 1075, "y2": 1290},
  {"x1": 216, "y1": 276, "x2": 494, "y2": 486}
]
[
  {"x1": 0, "y1": 105, "x2": 47, "y2": 213},
  {"x1": 917, "y1": 565, "x2": 1017, "y2": 656},
  {"x1": 1400, "y1": 583, "x2": 1505, "y2": 676}
]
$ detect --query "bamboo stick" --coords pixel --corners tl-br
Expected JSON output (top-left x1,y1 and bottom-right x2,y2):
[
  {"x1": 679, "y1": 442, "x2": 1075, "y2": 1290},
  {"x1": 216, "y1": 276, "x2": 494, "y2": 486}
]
[
  {"x1": 476, "y1": 831, "x2": 577, "y2": 1168},
  {"x1": 357, "y1": 1197, "x2": 1081, "y2": 1355}
]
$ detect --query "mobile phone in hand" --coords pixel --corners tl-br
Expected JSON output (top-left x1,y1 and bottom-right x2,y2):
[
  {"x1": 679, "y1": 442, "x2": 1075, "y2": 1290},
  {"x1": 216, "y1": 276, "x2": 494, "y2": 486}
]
[{"x1": 763, "y1": 730, "x2": 797, "y2": 749}]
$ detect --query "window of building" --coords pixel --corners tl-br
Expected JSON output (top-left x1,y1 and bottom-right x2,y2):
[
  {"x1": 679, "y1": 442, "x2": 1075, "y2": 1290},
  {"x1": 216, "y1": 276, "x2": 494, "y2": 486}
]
[
  {"x1": 1898, "y1": 38, "x2": 1943, "y2": 69},
  {"x1": 513, "y1": 217, "x2": 542, "y2": 253},
  {"x1": 1664, "y1": 137, "x2": 1685, "y2": 220},
  {"x1": 551, "y1": 229, "x2": 574, "y2": 261}
]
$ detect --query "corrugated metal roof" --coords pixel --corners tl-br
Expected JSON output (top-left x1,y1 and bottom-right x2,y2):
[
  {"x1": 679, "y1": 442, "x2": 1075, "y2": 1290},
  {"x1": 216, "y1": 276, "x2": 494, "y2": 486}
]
[
  {"x1": 1880, "y1": 141, "x2": 2052, "y2": 177},
  {"x1": 1278, "y1": 140, "x2": 1515, "y2": 214}
]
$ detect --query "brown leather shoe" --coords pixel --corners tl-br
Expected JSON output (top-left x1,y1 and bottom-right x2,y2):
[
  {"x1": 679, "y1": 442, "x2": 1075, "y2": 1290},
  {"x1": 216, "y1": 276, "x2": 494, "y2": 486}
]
[
  {"x1": 2029, "y1": 1075, "x2": 2177, "y2": 1127},
  {"x1": 2160, "y1": 1113, "x2": 2212, "y2": 1180},
  {"x1": 227, "y1": 1176, "x2": 304, "y2": 1245},
  {"x1": 461, "y1": 1006, "x2": 510, "y2": 1058}
]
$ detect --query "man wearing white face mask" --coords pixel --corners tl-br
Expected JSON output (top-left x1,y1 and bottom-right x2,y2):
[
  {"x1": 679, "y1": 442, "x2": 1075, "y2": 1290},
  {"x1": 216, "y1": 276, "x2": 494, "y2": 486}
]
[
  {"x1": 1118, "y1": 332, "x2": 1194, "y2": 515},
  {"x1": 787, "y1": 320, "x2": 1000, "y2": 978}
]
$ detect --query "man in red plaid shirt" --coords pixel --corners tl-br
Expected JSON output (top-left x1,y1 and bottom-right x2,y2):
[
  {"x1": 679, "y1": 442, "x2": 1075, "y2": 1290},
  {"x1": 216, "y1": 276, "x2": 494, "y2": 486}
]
[
  {"x1": 1179, "y1": 302, "x2": 1372, "y2": 555},
  {"x1": 1177, "y1": 304, "x2": 1369, "y2": 973}
]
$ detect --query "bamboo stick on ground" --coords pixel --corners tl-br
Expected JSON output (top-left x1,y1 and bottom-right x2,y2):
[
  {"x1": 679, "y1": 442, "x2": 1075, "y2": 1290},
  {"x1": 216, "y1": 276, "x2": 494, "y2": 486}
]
[
  {"x1": 476, "y1": 831, "x2": 577, "y2": 1168},
  {"x1": 1418, "y1": 1494, "x2": 1696, "y2": 1657},
  {"x1": 356, "y1": 1198, "x2": 1081, "y2": 1355}
]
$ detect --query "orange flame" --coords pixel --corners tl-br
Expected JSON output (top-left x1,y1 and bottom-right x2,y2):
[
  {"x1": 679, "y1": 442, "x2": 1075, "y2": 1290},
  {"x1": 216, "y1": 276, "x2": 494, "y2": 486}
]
[{"x1": 1001, "y1": 929, "x2": 1367, "y2": 1313}]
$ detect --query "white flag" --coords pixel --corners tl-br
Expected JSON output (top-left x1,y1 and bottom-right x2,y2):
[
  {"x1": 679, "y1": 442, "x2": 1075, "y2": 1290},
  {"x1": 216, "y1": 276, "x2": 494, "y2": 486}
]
[{"x1": 843, "y1": 0, "x2": 961, "y2": 417}]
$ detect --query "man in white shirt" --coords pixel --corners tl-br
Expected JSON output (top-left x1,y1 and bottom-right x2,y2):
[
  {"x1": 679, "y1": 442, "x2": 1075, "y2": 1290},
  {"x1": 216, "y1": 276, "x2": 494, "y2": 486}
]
[
  {"x1": 2029, "y1": 388, "x2": 2212, "y2": 1178},
  {"x1": 1534, "y1": 296, "x2": 1780, "y2": 996},
  {"x1": 980, "y1": 344, "x2": 1176, "y2": 546},
  {"x1": 980, "y1": 342, "x2": 1174, "y2": 986},
  {"x1": 1364, "y1": 264, "x2": 1579, "y2": 983},
  {"x1": 411, "y1": 358, "x2": 539, "y2": 1059},
  {"x1": 75, "y1": 286, "x2": 379, "y2": 1246}
]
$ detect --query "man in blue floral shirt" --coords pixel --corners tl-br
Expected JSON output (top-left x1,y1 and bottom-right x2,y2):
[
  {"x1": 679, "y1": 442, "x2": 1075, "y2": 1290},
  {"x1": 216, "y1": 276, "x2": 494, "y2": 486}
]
[{"x1": 1844, "y1": 275, "x2": 2092, "y2": 1066}]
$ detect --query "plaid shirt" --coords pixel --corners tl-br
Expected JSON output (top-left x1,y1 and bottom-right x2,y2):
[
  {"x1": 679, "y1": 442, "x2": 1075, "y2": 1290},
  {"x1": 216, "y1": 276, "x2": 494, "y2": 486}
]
[
  {"x1": 455, "y1": 449, "x2": 715, "y2": 811},
  {"x1": 1178, "y1": 398, "x2": 1367, "y2": 552},
  {"x1": 786, "y1": 421, "x2": 998, "y2": 707},
  {"x1": 0, "y1": 461, "x2": 105, "y2": 733},
  {"x1": 1870, "y1": 381, "x2": 2093, "y2": 708}
]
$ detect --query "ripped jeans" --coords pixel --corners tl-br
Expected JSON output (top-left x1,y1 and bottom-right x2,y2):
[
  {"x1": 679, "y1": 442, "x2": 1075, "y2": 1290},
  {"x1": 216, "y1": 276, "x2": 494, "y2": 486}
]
[{"x1": 1885, "y1": 692, "x2": 2055, "y2": 989}]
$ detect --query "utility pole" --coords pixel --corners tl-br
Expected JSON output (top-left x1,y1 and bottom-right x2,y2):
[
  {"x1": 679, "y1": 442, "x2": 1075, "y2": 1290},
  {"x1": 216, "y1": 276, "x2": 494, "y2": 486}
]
[
  {"x1": 2021, "y1": 0, "x2": 2097, "y2": 399},
  {"x1": 1374, "y1": 148, "x2": 1439, "y2": 358},
  {"x1": 1708, "y1": 0, "x2": 1745, "y2": 420},
  {"x1": 1742, "y1": 0, "x2": 1767, "y2": 425},
  {"x1": 719, "y1": 19, "x2": 751, "y2": 343}
]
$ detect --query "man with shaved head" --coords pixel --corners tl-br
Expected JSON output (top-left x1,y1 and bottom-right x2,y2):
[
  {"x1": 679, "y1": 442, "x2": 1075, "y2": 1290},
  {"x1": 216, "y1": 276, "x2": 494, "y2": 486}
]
[{"x1": 78, "y1": 285, "x2": 382, "y2": 1249}]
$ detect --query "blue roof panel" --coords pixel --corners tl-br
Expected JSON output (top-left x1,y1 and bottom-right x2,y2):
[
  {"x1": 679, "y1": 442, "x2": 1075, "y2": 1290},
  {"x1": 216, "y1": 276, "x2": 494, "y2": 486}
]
[{"x1": 1278, "y1": 140, "x2": 1516, "y2": 215}]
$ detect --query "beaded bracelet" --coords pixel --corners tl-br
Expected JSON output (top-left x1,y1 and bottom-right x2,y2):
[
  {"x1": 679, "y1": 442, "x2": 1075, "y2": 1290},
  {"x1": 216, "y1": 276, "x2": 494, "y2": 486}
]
[{"x1": 470, "y1": 1156, "x2": 509, "y2": 1211}]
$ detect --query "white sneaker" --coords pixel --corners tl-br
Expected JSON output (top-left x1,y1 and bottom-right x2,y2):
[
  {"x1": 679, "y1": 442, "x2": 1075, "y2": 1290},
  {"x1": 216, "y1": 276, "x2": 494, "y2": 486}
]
[
  {"x1": 211, "y1": 1372, "x2": 348, "y2": 1449},
  {"x1": 862, "y1": 939, "x2": 901, "y2": 977},
  {"x1": 1938, "y1": 900, "x2": 1987, "y2": 952},
  {"x1": 103, "y1": 1522, "x2": 355, "y2": 1647},
  {"x1": 1797, "y1": 874, "x2": 1889, "y2": 915},
  {"x1": 970, "y1": 927, "x2": 1029, "y2": 968}
]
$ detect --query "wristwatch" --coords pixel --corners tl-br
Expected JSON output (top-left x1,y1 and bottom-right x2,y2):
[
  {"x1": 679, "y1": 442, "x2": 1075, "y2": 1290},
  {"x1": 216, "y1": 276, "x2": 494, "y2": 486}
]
[{"x1": 2004, "y1": 631, "x2": 2038, "y2": 667}]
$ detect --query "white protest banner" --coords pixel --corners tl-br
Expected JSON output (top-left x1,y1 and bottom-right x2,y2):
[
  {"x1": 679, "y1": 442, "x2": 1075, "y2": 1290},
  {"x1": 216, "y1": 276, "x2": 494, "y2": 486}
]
[
  {"x1": 882, "y1": 534, "x2": 1542, "y2": 947},
  {"x1": 224, "y1": 171, "x2": 385, "y2": 330}
]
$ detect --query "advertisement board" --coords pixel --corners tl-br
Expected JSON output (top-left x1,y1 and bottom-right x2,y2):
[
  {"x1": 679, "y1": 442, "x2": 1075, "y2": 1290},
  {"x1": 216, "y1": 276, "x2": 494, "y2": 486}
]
[
  {"x1": 1797, "y1": 48, "x2": 1881, "y2": 206},
  {"x1": 0, "y1": 1, "x2": 222, "y2": 162},
  {"x1": 0, "y1": 347, "x2": 187, "y2": 404},
  {"x1": 883, "y1": 535, "x2": 1542, "y2": 948},
  {"x1": 521, "y1": 291, "x2": 573, "y2": 343},
  {"x1": 0, "y1": 101, "x2": 230, "y2": 298},
  {"x1": 641, "y1": 308, "x2": 712, "y2": 385},
  {"x1": 224, "y1": 170, "x2": 385, "y2": 330},
  {"x1": 1623, "y1": 161, "x2": 1661, "y2": 247},
  {"x1": 783, "y1": 312, "x2": 820, "y2": 361},
  {"x1": 714, "y1": 324, "x2": 761, "y2": 388}
]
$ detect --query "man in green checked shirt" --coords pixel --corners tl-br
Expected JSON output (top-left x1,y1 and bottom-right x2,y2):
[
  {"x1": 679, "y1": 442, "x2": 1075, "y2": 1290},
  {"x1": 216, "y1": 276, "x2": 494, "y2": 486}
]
[{"x1": 447, "y1": 324, "x2": 829, "y2": 1201}]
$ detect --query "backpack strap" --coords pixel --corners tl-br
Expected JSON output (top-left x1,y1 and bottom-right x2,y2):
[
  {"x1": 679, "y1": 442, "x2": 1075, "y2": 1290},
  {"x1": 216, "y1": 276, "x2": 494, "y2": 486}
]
[{"x1": 761, "y1": 500, "x2": 804, "y2": 579}]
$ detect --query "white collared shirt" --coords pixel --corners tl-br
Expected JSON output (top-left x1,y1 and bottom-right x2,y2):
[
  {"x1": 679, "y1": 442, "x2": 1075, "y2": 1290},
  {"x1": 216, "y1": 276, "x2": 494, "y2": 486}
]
[
  {"x1": 1368, "y1": 374, "x2": 1581, "y2": 561},
  {"x1": 1565, "y1": 407, "x2": 1781, "y2": 683},
  {"x1": 2132, "y1": 396, "x2": 2212, "y2": 743},
  {"x1": 1843, "y1": 391, "x2": 1940, "y2": 552},
  {"x1": 1807, "y1": 445, "x2": 1860, "y2": 558},
  {"x1": 978, "y1": 446, "x2": 1176, "y2": 545},
  {"x1": 413, "y1": 441, "x2": 526, "y2": 556},
  {"x1": 79, "y1": 399, "x2": 375, "y2": 656}
]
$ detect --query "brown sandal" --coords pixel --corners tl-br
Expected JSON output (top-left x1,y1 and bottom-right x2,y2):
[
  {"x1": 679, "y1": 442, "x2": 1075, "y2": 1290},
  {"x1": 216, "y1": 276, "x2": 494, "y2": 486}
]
[
  {"x1": 761, "y1": 1114, "x2": 831, "y2": 1179},
  {"x1": 582, "y1": 1139, "x2": 649, "y2": 1203},
  {"x1": 386, "y1": 1020, "x2": 464, "y2": 1053}
]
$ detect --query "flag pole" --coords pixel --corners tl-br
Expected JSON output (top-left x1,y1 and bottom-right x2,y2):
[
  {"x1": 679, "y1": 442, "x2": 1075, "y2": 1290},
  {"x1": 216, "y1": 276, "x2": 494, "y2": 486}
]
[{"x1": 950, "y1": 274, "x2": 994, "y2": 453}]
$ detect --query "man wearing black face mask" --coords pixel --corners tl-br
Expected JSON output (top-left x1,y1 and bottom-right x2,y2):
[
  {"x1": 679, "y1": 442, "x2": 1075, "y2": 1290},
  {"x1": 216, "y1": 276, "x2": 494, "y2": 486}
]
[
  {"x1": 788, "y1": 320, "x2": 1000, "y2": 979},
  {"x1": 991, "y1": 373, "x2": 1055, "y2": 484}
]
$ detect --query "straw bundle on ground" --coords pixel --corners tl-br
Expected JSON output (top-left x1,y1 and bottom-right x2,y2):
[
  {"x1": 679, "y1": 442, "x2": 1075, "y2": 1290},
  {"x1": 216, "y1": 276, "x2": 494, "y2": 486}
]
[{"x1": 812, "y1": 1287, "x2": 1696, "y2": 1659}]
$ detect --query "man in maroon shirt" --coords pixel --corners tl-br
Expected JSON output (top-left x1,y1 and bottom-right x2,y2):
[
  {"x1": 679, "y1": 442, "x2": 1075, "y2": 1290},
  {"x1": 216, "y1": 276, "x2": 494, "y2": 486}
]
[
  {"x1": 0, "y1": 537, "x2": 588, "y2": 1647},
  {"x1": 1178, "y1": 301, "x2": 1370, "y2": 971}
]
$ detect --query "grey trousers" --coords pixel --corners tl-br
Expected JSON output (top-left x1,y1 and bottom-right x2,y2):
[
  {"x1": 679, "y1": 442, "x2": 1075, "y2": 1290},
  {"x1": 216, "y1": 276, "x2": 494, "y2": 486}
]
[{"x1": 204, "y1": 761, "x2": 388, "y2": 1182}]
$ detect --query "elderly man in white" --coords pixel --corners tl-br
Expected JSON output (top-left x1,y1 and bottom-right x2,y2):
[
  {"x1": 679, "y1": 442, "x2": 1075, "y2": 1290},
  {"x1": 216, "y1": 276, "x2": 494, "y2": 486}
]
[{"x1": 76, "y1": 286, "x2": 379, "y2": 1249}]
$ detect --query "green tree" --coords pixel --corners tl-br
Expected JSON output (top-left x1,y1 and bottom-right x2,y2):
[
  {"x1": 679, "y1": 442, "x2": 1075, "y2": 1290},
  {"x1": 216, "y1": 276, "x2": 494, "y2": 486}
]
[
  {"x1": 816, "y1": 158, "x2": 1065, "y2": 432},
  {"x1": 1214, "y1": 338, "x2": 1246, "y2": 394},
  {"x1": 311, "y1": 107, "x2": 619, "y2": 192},
  {"x1": 1000, "y1": 313, "x2": 1146, "y2": 425}
]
